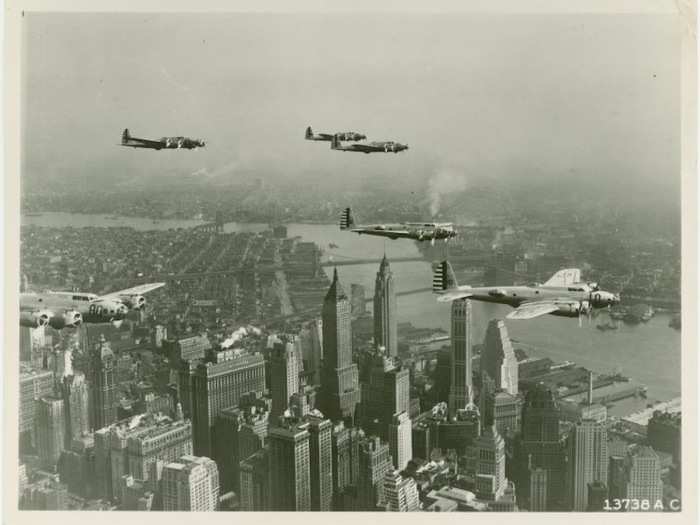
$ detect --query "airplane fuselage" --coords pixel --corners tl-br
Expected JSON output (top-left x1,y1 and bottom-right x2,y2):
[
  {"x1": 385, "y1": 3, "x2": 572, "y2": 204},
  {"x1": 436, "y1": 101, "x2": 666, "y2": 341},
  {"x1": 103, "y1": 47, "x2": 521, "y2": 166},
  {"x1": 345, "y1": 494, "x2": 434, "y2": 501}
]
[
  {"x1": 445, "y1": 284, "x2": 617, "y2": 315},
  {"x1": 351, "y1": 225, "x2": 455, "y2": 241}
]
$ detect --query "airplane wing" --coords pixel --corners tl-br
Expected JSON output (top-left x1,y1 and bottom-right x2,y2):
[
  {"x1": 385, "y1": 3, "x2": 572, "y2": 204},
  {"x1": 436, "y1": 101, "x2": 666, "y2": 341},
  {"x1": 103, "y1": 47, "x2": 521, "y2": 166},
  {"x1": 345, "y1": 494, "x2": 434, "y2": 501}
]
[
  {"x1": 353, "y1": 228, "x2": 412, "y2": 239},
  {"x1": 122, "y1": 138, "x2": 165, "y2": 149},
  {"x1": 436, "y1": 291, "x2": 474, "y2": 302},
  {"x1": 542, "y1": 268, "x2": 581, "y2": 287},
  {"x1": 506, "y1": 301, "x2": 560, "y2": 320},
  {"x1": 101, "y1": 282, "x2": 166, "y2": 299}
]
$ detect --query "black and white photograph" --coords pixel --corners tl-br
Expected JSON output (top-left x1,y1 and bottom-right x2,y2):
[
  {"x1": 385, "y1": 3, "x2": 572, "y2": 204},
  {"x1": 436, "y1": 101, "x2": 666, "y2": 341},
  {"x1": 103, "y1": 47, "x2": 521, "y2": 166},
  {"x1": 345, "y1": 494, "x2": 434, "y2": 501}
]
[{"x1": 3, "y1": 0, "x2": 697, "y2": 521}]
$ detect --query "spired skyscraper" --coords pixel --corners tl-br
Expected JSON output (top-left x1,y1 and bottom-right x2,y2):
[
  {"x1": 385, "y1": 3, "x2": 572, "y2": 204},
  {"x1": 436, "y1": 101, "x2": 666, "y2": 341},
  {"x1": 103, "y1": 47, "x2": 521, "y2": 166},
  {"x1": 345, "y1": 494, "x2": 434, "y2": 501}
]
[
  {"x1": 373, "y1": 256, "x2": 397, "y2": 357},
  {"x1": 448, "y1": 298, "x2": 473, "y2": 418},
  {"x1": 320, "y1": 269, "x2": 360, "y2": 424}
]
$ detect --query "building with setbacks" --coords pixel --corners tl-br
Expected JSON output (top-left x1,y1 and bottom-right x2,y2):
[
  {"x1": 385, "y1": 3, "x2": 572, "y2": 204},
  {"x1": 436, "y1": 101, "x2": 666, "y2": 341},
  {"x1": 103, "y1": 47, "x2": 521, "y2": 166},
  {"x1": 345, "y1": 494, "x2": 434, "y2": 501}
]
[
  {"x1": 373, "y1": 256, "x2": 398, "y2": 357},
  {"x1": 319, "y1": 269, "x2": 360, "y2": 424},
  {"x1": 36, "y1": 396, "x2": 65, "y2": 468},
  {"x1": 448, "y1": 298, "x2": 473, "y2": 417},
  {"x1": 481, "y1": 319, "x2": 518, "y2": 396},
  {"x1": 567, "y1": 419, "x2": 608, "y2": 511}
]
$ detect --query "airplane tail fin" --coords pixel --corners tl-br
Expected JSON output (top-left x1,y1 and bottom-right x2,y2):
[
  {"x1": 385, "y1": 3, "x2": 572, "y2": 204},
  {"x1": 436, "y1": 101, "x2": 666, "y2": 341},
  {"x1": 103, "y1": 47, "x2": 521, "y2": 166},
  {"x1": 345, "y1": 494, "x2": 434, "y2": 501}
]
[
  {"x1": 331, "y1": 134, "x2": 340, "y2": 150},
  {"x1": 122, "y1": 128, "x2": 130, "y2": 144},
  {"x1": 432, "y1": 260, "x2": 459, "y2": 294},
  {"x1": 305, "y1": 126, "x2": 313, "y2": 140},
  {"x1": 340, "y1": 208, "x2": 355, "y2": 230}
]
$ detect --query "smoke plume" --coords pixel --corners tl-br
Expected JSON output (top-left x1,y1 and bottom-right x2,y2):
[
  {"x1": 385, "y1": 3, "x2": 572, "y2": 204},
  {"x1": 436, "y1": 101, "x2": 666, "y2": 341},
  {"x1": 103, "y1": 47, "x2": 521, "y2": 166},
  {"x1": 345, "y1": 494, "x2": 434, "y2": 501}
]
[{"x1": 428, "y1": 169, "x2": 469, "y2": 217}]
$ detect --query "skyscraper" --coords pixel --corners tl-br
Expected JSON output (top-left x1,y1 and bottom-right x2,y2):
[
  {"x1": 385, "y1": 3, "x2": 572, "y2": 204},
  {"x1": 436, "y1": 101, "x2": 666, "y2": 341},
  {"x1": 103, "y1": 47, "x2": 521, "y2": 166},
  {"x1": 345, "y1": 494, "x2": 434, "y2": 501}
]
[
  {"x1": 448, "y1": 298, "x2": 472, "y2": 417},
  {"x1": 307, "y1": 416, "x2": 333, "y2": 511},
  {"x1": 475, "y1": 425, "x2": 507, "y2": 502},
  {"x1": 62, "y1": 372, "x2": 90, "y2": 447},
  {"x1": 351, "y1": 284, "x2": 367, "y2": 318},
  {"x1": 239, "y1": 448, "x2": 269, "y2": 511},
  {"x1": 358, "y1": 351, "x2": 410, "y2": 439},
  {"x1": 355, "y1": 436, "x2": 393, "y2": 511},
  {"x1": 331, "y1": 422, "x2": 362, "y2": 506},
  {"x1": 516, "y1": 384, "x2": 566, "y2": 510},
  {"x1": 567, "y1": 419, "x2": 608, "y2": 511},
  {"x1": 19, "y1": 366, "x2": 54, "y2": 451},
  {"x1": 623, "y1": 446, "x2": 663, "y2": 507},
  {"x1": 267, "y1": 419, "x2": 311, "y2": 511},
  {"x1": 87, "y1": 335, "x2": 117, "y2": 431},
  {"x1": 373, "y1": 256, "x2": 397, "y2": 357},
  {"x1": 481, "y1": 319, "x2": 518, "y2": 396},
  {"x1": 36, "y1": 396, "x2": 65, "y2": 468},
  {"x1": 190, "y1": 353, "x2": 266, "y2": 457},
  {"x1": 298, "y1": 320, "x2": 323, "y2": 386},
  {"x1": 389, "y1": 412, "x2": 412, "y2": 471},
  {"x1": 270, "y1": 336, "x2": 301, "y2": 419},
  {"x1": 383, "y1": 469, "x2": 420, "y2": 511},
  {"x1": 320, "y1": 269, "x2": 360, "y2": 424},
  {"x1": 94, "y1": 414, "x2": 193, "y2": 501},
  {"x1": 162, "y1": 455, "x2": 220, "y2": 511}
]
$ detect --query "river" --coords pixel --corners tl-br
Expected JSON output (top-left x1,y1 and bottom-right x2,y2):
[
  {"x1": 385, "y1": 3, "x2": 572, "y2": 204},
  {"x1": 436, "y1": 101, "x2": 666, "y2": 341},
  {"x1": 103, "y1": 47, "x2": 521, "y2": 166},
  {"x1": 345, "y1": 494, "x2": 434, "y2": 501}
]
[{"x1": 22, "y1": 213, "x2": 681, "y2": 410}]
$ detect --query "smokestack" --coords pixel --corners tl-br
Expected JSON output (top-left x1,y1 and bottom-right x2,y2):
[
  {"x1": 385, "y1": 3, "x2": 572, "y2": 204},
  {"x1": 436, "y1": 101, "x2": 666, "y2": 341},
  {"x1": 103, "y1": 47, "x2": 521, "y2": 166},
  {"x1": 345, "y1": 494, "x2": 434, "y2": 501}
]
[{"x1": 587, "y1": 371, "x2": 594, "y2": 406}]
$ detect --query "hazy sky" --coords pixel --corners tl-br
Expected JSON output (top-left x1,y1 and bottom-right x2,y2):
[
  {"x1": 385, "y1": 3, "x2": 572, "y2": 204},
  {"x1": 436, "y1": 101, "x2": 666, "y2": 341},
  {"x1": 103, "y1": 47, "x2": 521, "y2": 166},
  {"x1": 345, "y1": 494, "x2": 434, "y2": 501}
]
[{"x1": 23, "y1": 12, "x2": 680, "y2": 198}]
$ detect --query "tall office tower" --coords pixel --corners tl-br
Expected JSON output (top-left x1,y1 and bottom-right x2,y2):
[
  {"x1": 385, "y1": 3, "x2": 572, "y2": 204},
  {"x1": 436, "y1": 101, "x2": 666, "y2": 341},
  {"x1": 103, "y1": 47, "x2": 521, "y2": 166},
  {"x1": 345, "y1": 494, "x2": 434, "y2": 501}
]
[
  {"x1": 162, "y1": 455, "x2": 220, "y2": 511},
  {"x1": 448, "y1": 298, "x2": 473, "y2": 417},
  {"x1": 320, "y1": 269, "x2": 360, "y2": 424},
  {"x1": 95, "y1": 414, "x2": 193, "y2": 501},
  {"x1": 475, "y1": 425, "x2": 507, "y2": 501},
  {"x1": 359, "y1": 351, "x2": 410, "y2": 438},
  {"x1": 299, "y1": 319, "x2": 323, "y2": 386},
  {"x1": 624, "y1": 446, "x2": 663, "y2": 506},
  {"x1": 516, "y1": 384, "x2": 566, "y2": 510},
  {"x1": 351, "y1": 284, "x2": 367, "y2": 318},
  {"x1": 331, "y1": 422, "x2": 362, "y2": 504},
  {"x1": 608, "y1": 455, "x2": 627, "y2": 501},
  {"x1": 267, "y1": 419, "x2": 311, "y2": 511},
  {"x1": 389, "y1": 412, "x2": 412, "y2": 471},
  {"x1": 20, "y1": 474, "x2": 69, "y2": 510},
  {"x1": 308, "y1": 416, "x2": 333, "y2": 511},
  {"x1": 190, "y1": 353, "x2": 266, "y2": 457},
  {"x1": 36, "y1": 396, "x2": 66, "y2": 468},
  {"x1": 62, "y1": 372, "x2": 90, "y2": 447},
  {"x1": 373, "y1": 256, "x2": 397, "y2": 357},
  {"x1": 481, "y1": 319, "x2": 518, "y2": 396},
  {"x1": 87, "y1": 335, "x2": 117, "y2": 430},
  {"x1": 383, "y1": 469, "x2": 420, "y2": 511},
  {"x1": 567, "y1": 419, "x2": 608, "y2": 511},
  {"x1": 58, "y1": 434, "x2": 96, "y2": 500},
  {"x1": 214, "y1": 395, "x2": 269, "y2": 493},
  {"x1": 239, "y1": 448, "x2": 269, "y2": 511},
  {"x1": 355, "y1": 436, "x2": 393, "y2": 510},
  {"x1": 270, "y1": 337, "x2": 301, "y2": 419},
  {"x1": 19, "y1": 366, "x2": 54, "y2": 451}
]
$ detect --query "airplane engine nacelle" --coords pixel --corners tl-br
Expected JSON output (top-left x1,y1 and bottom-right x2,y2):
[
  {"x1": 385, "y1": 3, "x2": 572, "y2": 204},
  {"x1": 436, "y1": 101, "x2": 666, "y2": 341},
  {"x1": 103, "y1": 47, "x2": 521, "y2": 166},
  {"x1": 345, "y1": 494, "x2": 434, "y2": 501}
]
[
  {"x1": 48, "y1": 310, "x2": 82, "y2": 329},
  {"x1": 118, "y1": 294, "x2": 146, "y2": 310},
  {"x1": 554, "y1": 301, "x2": 590, "y2": 317},
  {"x1": 20, "y1": 309, "x2": 53, "y2": 328}
]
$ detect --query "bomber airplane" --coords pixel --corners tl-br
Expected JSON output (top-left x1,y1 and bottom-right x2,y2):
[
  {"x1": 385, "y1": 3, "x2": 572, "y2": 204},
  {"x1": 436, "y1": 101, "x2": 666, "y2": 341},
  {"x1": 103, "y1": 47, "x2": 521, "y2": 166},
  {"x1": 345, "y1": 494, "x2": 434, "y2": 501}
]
[
  {"x1": 330, "y1": 135, "x2": 408, "y2": 154},
  {"x1": 432, "y1": 260, "x2": 619, "y2": 321},
  {"x1": 120, "y1": 129, "x2": 205, "y2": 150},
  {"x1": 305, "y1": 126, "x2": 366, "y2": 142},
  {"x1": 20, "y1": 282, "x2": 165, "y2": 330},
  {"x1": 340, "y1": 208, "x2": 456, "y2": 244}
]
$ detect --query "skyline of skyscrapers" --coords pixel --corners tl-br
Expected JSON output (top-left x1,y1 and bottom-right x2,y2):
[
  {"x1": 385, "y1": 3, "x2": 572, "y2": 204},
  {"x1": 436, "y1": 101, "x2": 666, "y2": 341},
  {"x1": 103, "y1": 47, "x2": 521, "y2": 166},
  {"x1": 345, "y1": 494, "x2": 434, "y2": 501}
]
[{"x1": 16, "y1": 257, "x2": 680, "y2": 513}]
